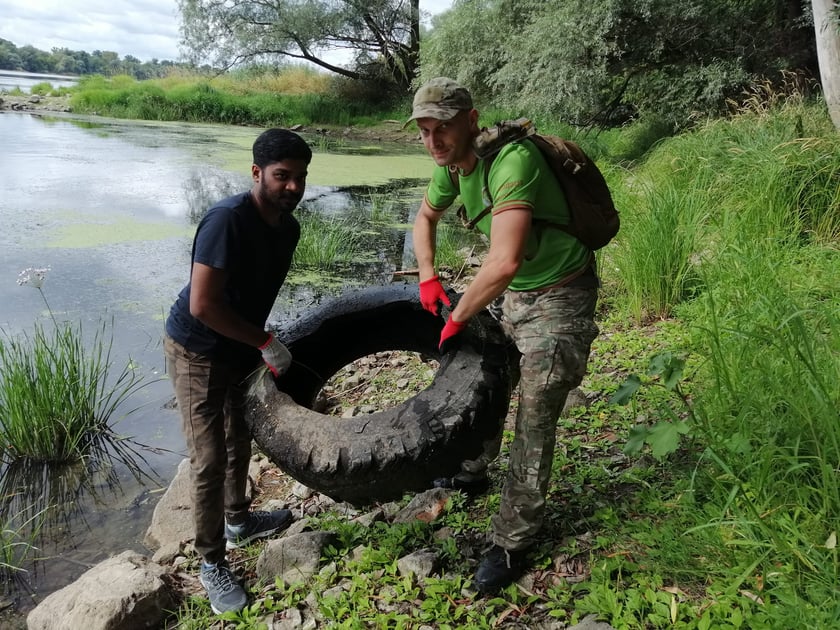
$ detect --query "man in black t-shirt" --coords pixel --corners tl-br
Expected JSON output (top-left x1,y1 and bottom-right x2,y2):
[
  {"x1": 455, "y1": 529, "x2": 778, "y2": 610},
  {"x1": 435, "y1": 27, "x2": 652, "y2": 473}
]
[{"x1": 164, "y1": 128, "x2": 311, "y2": 615}]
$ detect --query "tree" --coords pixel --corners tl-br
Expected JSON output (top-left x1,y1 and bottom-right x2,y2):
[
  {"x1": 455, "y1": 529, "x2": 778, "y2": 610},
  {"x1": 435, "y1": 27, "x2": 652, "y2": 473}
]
[
  {"x1": 421, "y1": 0, "x2": 817, "y2": 128},
  {"x1": 812, "y1": 0, "x2": 840, "y2": 129},
  {"x1": 177, "y1": 0, "x2": 421, "y2": 91}
]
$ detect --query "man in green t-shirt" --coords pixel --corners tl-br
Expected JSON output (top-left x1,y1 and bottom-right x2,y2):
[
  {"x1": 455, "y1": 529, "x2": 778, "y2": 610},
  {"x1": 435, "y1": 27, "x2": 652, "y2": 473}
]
[{"x1": 409, "y1": 77, "x2": 600, "y2": 594}]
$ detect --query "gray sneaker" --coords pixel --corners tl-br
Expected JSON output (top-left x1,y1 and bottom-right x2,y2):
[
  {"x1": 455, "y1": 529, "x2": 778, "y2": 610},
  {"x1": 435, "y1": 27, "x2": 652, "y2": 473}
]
[
  {"x1": 225, "y1": 509, "x2": 293, "y2": 549},
  {"x1": 199, "y1": 562, "x2": 247, "y2": 614}
]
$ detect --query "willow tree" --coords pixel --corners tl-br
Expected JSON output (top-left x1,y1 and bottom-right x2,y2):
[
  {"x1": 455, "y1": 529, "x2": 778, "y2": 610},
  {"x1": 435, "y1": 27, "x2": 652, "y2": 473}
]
[
  {"x1": 422, "y1": 0, "x2": 816, "y2": 128},
  {"x1": 178, "y1": 0, "x2": 421, "y2": 91}
]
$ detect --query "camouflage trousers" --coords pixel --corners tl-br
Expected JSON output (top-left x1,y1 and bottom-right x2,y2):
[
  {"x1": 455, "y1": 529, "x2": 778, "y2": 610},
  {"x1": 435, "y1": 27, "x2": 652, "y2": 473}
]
[{"x1": 459, "y1": 286, "x2": 599, "y2": 550}]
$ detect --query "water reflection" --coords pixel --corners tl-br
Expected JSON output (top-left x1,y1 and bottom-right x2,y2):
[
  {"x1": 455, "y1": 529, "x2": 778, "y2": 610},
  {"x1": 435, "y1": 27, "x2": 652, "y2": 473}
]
[
  {"x1": 182, "y1": 171, "x2": 250, "y2": 224},
  {"x1": 0, "y1": 110, "x2": 452, "y2": 618},
  {"x1": 180, "y1": 170, "x2": 427, "y2": 285},
  {"x1": 0, "y1": 434, "x2": 164, "y2": 596}
]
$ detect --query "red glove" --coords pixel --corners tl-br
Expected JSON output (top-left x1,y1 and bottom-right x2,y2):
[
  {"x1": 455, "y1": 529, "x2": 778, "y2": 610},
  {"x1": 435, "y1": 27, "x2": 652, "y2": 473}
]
[
  {"x1": 419, "y1": 275, "x2": 451, "y2": 315},
  {"x1": 439, "y1": 314, "x2": 468, "y2": 353}
]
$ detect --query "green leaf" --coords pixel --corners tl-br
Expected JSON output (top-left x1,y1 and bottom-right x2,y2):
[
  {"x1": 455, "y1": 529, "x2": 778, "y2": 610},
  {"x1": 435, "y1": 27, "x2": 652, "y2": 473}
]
[
  {"x1": 647, "y1": 421, "x2": 688, "y2": 459},
  {"x1": 623, "y1": 424, "x2": 649, "y2": 455},
  {"x1": 610, "y1": 374, "x2": 642, "y2": 405},
  {"x1": 647, "y1": 352, "x2": 685, "y2": 389}
]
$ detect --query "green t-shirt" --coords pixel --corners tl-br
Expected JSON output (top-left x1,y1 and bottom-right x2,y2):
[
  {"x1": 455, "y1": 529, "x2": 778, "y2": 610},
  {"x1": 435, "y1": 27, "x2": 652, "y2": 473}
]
[{"x1": 424, "y1": 139, "x2": 590, "y2": 291}]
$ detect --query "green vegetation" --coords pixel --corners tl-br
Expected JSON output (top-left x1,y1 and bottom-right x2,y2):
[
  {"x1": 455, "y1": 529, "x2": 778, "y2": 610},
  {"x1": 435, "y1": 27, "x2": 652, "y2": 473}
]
[
  {"x1": 0, "y1": 271, "x2": 146, "y2": 464},
  {"x1": 0, "y1": 270, "x2": 152, "y2": 579},
  {"x1": 0, "y1": 36, "x2": 183, "y2": 79},
  {"x1": 292, "y1": 209, "x2": 373, "y2": 272},
  {"x1": 68, "y1": 70, "x2": 405, "y2": 127},
  {"x1": 421, "y1": 0, "x2": 815, "y2": 128},
  {"x1": 157, "y1": 90, "x2": 840, "y2": 628},
  {"x1": 0, "y1": 506, "x2": 44, "y2": 582}
]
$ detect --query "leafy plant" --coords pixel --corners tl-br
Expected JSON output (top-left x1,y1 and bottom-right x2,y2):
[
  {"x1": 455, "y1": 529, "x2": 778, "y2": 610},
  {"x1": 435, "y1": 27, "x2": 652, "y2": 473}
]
[{"x1": 611, "y1": 351, "x2": 692, "y2": 460}]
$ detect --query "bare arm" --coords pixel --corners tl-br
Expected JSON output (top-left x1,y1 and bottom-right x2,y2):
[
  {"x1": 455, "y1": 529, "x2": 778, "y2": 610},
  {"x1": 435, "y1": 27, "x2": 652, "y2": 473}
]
[
  {"x1": 450, "y1": 207, "x2": 531, "y2": 322},
  {"x1": 413, "y1": 198, "x2": 445, "y2": 282},
  {"x1": 189, "y1": 262, "x2": 270, "y2": 348}
]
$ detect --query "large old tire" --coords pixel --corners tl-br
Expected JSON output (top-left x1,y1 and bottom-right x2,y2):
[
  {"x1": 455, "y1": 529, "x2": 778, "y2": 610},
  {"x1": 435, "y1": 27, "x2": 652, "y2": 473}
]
[{"x1": 243, "y1": 283, "x2": 514, "y2": 505}]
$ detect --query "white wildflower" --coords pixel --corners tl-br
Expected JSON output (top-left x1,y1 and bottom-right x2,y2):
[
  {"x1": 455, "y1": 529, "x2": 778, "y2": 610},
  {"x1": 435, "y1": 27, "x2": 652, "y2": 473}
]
[{"x1": 17, "y1": 267, "x2": 51, "y2": 289}]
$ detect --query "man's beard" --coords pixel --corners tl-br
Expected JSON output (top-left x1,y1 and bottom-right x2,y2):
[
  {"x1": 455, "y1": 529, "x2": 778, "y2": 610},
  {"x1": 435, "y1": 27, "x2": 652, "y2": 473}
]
[{"x1": 261, "y1": 184, "x2": 301, "y2": 213}]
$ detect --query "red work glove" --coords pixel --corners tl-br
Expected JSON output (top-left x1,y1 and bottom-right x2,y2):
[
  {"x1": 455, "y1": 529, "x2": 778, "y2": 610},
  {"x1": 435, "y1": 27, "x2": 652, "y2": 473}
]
[
  {"x1": 439, "y1": 314, "x2": 468, "y2": 354},
  {"x1": 419, "y1": 275, "x2": 451, "y2": 315},
  {"x1": 258, "y1": 333, "x2": 292, "y2": 377}
]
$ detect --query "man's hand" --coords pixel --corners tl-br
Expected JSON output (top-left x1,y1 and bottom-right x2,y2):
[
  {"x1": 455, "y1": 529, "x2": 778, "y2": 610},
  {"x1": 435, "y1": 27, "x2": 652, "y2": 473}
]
[
  {"x1": 419, "y1": 275, "x2": 451, "y2": 315},
  {"x1": 439, "y1": 314, "x2": 468, "y2": 354},
  {"x1": 259, "y1": 333, "x2": 292, "y2": 377}
]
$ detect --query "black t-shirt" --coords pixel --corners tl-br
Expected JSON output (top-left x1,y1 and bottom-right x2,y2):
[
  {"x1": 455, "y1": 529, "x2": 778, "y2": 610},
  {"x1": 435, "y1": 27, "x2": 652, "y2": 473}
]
[{"x1": 165, "y1": 191, "x2": 300, "y2": 368}]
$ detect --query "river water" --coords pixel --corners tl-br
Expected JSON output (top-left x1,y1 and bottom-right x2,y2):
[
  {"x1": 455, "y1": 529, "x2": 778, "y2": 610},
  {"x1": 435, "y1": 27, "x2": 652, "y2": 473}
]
[
  {"x1": 0, "y1": 108, "x2": 433, "y2": 616},
  {"x1": 0, "y1": 70, "x2": 79, "y2": 93}
]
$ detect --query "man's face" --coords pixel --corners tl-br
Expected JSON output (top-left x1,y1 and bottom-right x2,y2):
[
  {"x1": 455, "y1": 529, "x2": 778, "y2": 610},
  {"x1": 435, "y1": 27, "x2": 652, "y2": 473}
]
[
  {"x1": 416, "y1": 110, "x2": 477, "y2": 167},
  {"x1": 252, "y1": 158, "x2": 308, "y2": 215}
]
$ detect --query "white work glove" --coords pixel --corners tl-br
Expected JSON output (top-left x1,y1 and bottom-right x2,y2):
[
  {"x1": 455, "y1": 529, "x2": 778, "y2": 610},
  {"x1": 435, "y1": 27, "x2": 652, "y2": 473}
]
[{"x1": 258, "y1": 333, "x2": 292, "y2": 377}]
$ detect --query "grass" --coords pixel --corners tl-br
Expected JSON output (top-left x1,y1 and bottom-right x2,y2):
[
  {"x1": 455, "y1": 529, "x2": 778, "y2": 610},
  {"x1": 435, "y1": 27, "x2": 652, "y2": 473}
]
[
  {"x1": 0, "y1": 318, "x2": 145, "y2": 464},
  {"x1": 0, "y1": 505, "x2": 45, "y2": 585},
  {"x1": 159, "y1": 94, "x2": 840, "y2": 628},
  {"x1": 66, "y1": 70, "x2": 406, "y2": 127},
  {"x1": 0, "y1": 269, "x2": 152, "y2": 580},
  {"x1": 292, "y1": 207, "x2": 375, "y2": 272},
  {"x1": 5, "y1": 78, "x2": 839, "y2": 627}
]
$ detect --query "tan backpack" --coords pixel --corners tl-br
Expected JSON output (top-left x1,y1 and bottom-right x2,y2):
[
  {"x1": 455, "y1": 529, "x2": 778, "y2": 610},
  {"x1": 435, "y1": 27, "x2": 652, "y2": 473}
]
[{"x1": 448, "y1": 118, "x2": 620, "y2": 250}]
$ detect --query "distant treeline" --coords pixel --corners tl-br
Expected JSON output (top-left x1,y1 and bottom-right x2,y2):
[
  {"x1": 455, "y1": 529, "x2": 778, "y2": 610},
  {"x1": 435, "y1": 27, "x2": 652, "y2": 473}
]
[{"x1": 0, "y1": 38, "x2": 198, "y2": 79}]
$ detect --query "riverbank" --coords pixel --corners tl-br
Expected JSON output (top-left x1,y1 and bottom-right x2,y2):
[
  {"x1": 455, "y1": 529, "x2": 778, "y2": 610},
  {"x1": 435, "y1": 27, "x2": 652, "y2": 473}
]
[
  {"x1": 0, "y1": 92, "x2": 419, "y2": 144},
  {"x1": 0, "y1": 93, "x2": 72, "y2": 113}
]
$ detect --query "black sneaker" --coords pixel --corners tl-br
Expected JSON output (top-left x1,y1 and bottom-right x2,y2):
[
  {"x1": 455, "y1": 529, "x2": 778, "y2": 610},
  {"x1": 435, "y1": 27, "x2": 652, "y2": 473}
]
[
  {"x1": 199, "y1": 562, "x2": 247, "y2": 614},
  {"x1": 225, "y1": 509, "x2": 293, "y2": 549},
  {"x1": 473, "y1": 544, "x2": 529, "y2": 594},
  {"x1": 432, "y1": 475, "x2": 490, "y2": 496}
]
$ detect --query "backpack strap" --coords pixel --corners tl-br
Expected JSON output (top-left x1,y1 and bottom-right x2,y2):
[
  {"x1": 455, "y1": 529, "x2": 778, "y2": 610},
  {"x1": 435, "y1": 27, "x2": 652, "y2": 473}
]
[{"x1": 449, "y1": 157, "x2": 498, "y2": 231}]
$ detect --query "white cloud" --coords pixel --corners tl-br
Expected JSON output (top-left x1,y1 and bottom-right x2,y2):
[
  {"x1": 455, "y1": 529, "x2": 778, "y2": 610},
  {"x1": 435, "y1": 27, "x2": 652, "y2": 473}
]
[
  {"x1": 0, "y1": 0, "x2": 454, "y2": 64},
  {"x1": 0, "y1": 0, "x2": 182, "y2": 61}
]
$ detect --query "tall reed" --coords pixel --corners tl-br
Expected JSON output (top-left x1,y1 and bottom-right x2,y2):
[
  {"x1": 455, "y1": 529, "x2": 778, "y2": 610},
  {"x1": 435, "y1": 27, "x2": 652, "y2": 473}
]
[
  {"x1": 293, "y1": 210, "x2": 371, "y2": 271},
  {"x1": 0, "y1": 319, "x2": 145, "y2": 463},
  {"x1": 612, "y1": 179, "x2": 708, "y2": 322},
  {"x1": 1, "y1": 268, "x2": 147, "y2": 464}
]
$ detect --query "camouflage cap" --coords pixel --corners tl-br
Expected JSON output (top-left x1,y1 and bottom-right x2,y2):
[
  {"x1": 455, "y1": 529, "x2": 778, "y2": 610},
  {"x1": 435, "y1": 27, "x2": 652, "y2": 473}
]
[{"x1": 406, "y1": 77, "x2": 473, "y2": 124}]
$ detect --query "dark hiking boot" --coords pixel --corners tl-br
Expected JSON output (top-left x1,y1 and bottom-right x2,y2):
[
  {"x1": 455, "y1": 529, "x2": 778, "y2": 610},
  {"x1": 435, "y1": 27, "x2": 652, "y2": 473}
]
[
  {"x1": 431, "y1": 474, "x2": 490, "y2": 497},
  {"x1": 225, "y1": 509, "x2": 293, "y2": 549},
  {"x1": 473, "y1": 544, "x2": 529, "y2": 594},
  {"x1": 199, "y1": 562, "x2": 247, "y2": 614}
]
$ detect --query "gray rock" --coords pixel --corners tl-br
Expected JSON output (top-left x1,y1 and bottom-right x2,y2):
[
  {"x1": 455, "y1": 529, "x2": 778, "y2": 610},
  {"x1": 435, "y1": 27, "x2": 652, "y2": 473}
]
[
  {"x1": 143, "y1": 459, "x2": 193, "y2": 552},
  {"x1": 393, "y1": 488, "x2": 451, "y2": 523},
  {"x1": 255, "y1": 531, "x2": 337, "y2": 584},
  {"x1": 567, "y1": 614, "x2": 617, "y2": 630},
  {"x1": 270, "y1": 606, "x2": 302, "y2": 629},
  {"x1": 397, "y1": 548, "x2": 438, "y2": 579},
  {"x1": 26, "y1": 550, "x2": 173, "y2": 630}
]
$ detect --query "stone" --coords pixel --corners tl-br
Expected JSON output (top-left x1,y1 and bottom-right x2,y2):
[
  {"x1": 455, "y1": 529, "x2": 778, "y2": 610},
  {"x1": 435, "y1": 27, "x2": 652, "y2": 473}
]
[
  {"x1": 255, "y1": 531, "x2": 337, "y2": 584},
  {"x1": 396, "y1": 549, "x2": 438, "y2": 579},
  {"x1": 26, "y1": 550, "x2": 173, "y2": 630},
  {"x1": 143, "y1": 459, "x2": 193, "y2": 551}
]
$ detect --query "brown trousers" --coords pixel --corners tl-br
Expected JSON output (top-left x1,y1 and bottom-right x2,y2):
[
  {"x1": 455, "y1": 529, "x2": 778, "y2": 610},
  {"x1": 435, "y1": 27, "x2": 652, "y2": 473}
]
[{"x1": 164, "y1": 335, "x2": 254, "y2": 564}]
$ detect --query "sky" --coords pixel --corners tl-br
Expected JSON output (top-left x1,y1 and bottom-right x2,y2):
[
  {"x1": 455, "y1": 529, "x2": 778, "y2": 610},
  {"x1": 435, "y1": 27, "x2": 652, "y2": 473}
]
[{"x1": 0, "y1": 0, "x2": 454, "y2": 63}]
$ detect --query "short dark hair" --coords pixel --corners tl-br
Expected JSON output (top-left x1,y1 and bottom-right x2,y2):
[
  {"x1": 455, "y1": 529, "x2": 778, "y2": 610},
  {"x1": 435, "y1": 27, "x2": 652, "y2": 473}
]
[{"x1": 252, "y1": 128, "x2": 312, "y2": 167}]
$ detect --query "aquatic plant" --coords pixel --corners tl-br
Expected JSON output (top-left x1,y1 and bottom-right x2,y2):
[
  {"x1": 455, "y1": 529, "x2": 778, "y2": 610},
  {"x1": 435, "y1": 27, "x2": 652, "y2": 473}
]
[{"x1": 0, "y1": 268, "x2": 147, "y2": 463}]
